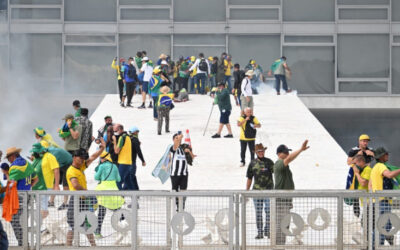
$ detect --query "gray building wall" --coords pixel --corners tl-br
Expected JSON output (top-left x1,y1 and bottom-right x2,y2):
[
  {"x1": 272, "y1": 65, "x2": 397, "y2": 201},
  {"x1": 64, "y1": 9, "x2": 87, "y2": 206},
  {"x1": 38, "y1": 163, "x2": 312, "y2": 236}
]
[{"x1": 0, "y1": 0, "x2": 400, "y2": 100}]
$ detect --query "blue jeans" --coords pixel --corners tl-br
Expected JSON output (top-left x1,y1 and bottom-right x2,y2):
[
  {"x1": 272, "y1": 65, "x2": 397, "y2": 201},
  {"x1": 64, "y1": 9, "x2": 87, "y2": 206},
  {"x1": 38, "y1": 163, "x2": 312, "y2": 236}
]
[
  {"x1": 275, "y1": 74, "x2": 288, "y2": 93},
  {"x1": 209, "y1": 75, "x2": 216, "y2": 89},
  {"x1": 253, "y1": 198, "x2": 270, "y2": 234},
  {"x1": 194, "y1": 73, "x2": 207, "y2": 94},
  {"x1": 188, "y1": 77, "x2": 195, "y2": 94},
  {"x1": 117, "y1": 164, "x2": 139, "y2": 191},
  {"x1": 152, "y1": 96, "x2": 158, "y2": 119},
  {"x1": 224, "y1": 75, "x2": 232, "y2": 92}
]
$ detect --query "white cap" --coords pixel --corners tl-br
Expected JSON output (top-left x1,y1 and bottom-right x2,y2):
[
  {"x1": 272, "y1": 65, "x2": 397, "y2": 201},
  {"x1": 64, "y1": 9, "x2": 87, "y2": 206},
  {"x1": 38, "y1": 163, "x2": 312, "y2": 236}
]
[
  {"x1": 161, "y1": 60, "x2": 168, "y2": 65},
  {"x1": 245, "y1": 70, "x2": 255, "y2": 76},
  {"x1": 142, "y1": 57, "x2": 149, "y2": 61}
]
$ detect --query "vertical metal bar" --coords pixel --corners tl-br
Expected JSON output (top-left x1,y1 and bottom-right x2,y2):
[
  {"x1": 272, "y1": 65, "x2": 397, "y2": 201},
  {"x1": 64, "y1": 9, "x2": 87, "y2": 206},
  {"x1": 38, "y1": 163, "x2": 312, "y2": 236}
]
[
  {"x1": 241, "y1": 194, "x2": 246, "y2": 250},
  {"x1": 30, "y1": 193, "x2": 35, "y2": 248},
  {"x1": 368, "y1": 196, "x2": 373, "y2": 250},
  {"x1": 7, "y1": 0, "x2": 10, "y2": 89},
  {"x1": 61, "y1": 0, "x2": 65, "y2": 93},
  {"x1": 116, "y1": 0, "x2": 120, "y2": 95},
  {"x1": 389, "y1": 0, "x2": 392, "y2": 94},
  {"x1": 337, "y1": 195, "x2": 343, "y2": 250},
  {"x1": 334, "y1": 0, "x2": 339, "y2": 94},
  {"x1": 228, "y1": 195, "x2": 234, "y2": 250},
  {"x1": 178, "y1": 195, "x2": 183, "y2": 248},
  {"x1": 73, "y1": 195, "x2": 79, "y2": 247},
  {"x1": 270, "y1": 197, "x2": 276, "y2": 248},
  {"x1": 362, "y1": 196, "x2": 367, "y2": 247},
  {"x1": 22, "y1": 192, "x2": 28, "y2": 250},
  {"x1": 235, "y1": 194, "x2": 240, "y2": 250},
  {"x1": 374, "y1": 200, "x2": 379, "y2": 250},
  {"x1": 166, "y1": 196, "x2": 172, "y2": 248},
  {"x1": 36, "y1": 194, "x2": 41, "y2": 250},
  {"x1": 131, "y1": 193, "x2": 138, "y2": 250}
]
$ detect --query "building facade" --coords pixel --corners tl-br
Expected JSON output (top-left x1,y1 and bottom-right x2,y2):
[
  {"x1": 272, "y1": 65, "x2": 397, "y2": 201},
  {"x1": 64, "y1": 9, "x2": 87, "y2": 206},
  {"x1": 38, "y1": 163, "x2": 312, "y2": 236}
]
[{"x1": 0, "y1": 0, "x2": 400, "y2": 107}]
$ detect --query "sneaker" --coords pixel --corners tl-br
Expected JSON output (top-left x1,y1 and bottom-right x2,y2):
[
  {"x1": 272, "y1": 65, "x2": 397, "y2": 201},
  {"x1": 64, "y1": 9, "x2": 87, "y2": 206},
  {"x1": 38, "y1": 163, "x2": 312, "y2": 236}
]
[
  {"x1": 158, "y1": 132, "x2": 161, "y2": 135},
  {"x1": 57, "y1": 203, "x2": 68, "y2": 210},
  {"x1": 138, "y1": 104, "x2": 145, "y2": 109},
  {"x1": 154, "y1": 118, "x2": 158, "y2": 121},
  {"x1": 126, "y1": 104, "x2": 133, "y2": 108},
  {"x1": 48, "y1": 201, "x2": 55, "y2": 208},
  {"x1": 166, "y1": 130, "x2": 170, "y2": 133},
  {"x1": 211, "y1": 133, "x2": 221, "y2": 138},
  {"x1": 239, "y1": 162, "x2": 245, "y2": 167},
  {"x1": 148, "y1": 103, "x2": 153, "y2": 108},
  {"x1": 264, "y1": 231, "x2": 270, "y2": 239},
  {"x1": 286, "y1": 89, "x2": 292, "y2": 93},
  {"x1": 255, "y1": 233, "x2": 264, "y2": 239},
  {"x1": 224, "y1": 134, "x2": 233, "y2": 138},
  {"x1": 94, "y1": 232, "x2": 103, "y2": 239},
  {"x1": 277, "y1": 92, "x2": 280, "y2": 95},
  {"x1": 121, "y1": 103, "x2": 125, "y2": 107}
]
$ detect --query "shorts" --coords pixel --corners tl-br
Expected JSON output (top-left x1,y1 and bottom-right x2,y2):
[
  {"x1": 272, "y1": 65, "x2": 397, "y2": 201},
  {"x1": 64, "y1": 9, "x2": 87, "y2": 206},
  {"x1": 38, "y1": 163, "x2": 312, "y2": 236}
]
[
  {"x1": 240, "y1": 95, "x2": 254, "y2": 110},
  {"x1": 67, "y1": 197, "x2": 88, "y2": 230},
  {"x1": 219, "y1": 110, "x2": 231, "y2": 124},
  {"x1": 171, "y1": 175, "x2": 188, "y2": 192},
  {"x1": 141, "y1": 81, "x2": 149, "y2": 94},
  {"x1": 59, "y1": 167, "x2": 68, "y2": 187}
]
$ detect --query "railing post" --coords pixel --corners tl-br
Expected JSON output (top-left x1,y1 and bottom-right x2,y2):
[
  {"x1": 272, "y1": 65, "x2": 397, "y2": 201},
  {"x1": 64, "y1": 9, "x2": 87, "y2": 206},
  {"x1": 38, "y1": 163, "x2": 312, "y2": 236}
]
[
  {"x1": 131, "y1": 193, "x2": 138, "y2": 250},
  {"x1": 241, "y1": 194, "x2": 246, "y2": 250},
  {"x1": 337, "y1": 194, "x2": 343, "y2": 250},
  {"x1": 22, "y1": 192, "x2": 28, "y2": 250},
  {"x1": 166, "y1": 196, "x2": 172, "y2": 248},
  {"x1": 229, "y1": 195, "x2": 234, "y2": 250},
  {"x1": 234, "y1": 194, "x2": 240, "y2": 250},
  {"x1": 270, "y1": 197, "x2": 276, "y2": 248},
  {"x1": 30, "y1": 192, "x2": 35, "y2": 248},
  {"x1": 36, "y1": 193, "x2": 41, "y2": 250},
  {"x1": 368, "y1": 195, "x2": 373, "y2": 250},
  {"x1": 73, "y1": 195, "x2": 79, "y2": 247}
]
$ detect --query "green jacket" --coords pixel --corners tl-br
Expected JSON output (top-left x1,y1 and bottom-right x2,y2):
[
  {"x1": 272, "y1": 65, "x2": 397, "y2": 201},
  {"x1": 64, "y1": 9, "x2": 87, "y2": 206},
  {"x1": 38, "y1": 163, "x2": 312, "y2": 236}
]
[{"x1": 216, "y1": 88, "x2": 232, "y2": 112}]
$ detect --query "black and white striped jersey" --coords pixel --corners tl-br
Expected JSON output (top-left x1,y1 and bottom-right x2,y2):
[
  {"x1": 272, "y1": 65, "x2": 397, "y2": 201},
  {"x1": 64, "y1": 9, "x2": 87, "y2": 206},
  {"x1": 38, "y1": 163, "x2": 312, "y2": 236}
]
[{"x1": 170, "y1": 146, "x2": 188, "y2": 176}]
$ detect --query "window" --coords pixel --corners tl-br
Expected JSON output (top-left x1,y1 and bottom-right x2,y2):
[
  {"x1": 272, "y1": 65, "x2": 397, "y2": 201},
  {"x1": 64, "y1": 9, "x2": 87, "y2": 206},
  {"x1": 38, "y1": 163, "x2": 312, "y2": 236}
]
[
  {"x1": 64, "y1": 46, "x2": 116, "y2": 94},
  {"x1": 284, "y1": 36, "x2": 334, "y2": 43},
  {"x1": 283, "y1": 46, "x2": 335, "y2": 94},
  {"x1": 339, "y1": 8, "x2": 388, "y2": 20},
  {"x1": 337, "y1": 0, "x2": 389, "y2": 5},
  {"x1": 174, "y1": 0, "x2": 225, "y2": 22},
  {"x1": 119, "y1": 34, "x2": 171, "y2": 63},
  {"x1": 228, "y1": 35, "x2": 280, "y2": 73},
  {"x1": 174, "y1": 34, "x2": 225, "y2": 45},
  {"x1": 282, "y1": 0, "x2": 334, "y2": 22},
  {"x1": 120, "y1": 8, "x2": 170, "y2": 21},
  {"x1": 173, "y1": 46, "x2": 225, "y2": 61},
  {"x1": 229, "y1": 0, "x2": 280, "y2": 5},
  {"x1": 65, "y1": 35, "x2": 116, "y2": 45},
  {"x1": 10, "y1": 0, "x2": 62, "y2": 4},
  {"x1": 11, "y1": 8, "x2": 61, "y2": 20},
  {"x1": 230, "y1": 8, "x2": 279, "y2": 20},
  {"x1": 393, "y1": 0, "x2": 400, "y2": 21},
  {"x1": 64, "y1": 0, "x2": 116, "y2": 22},
  {"x1": 392, "y1": 47, "x2": 400, "y2": 94},
  {"x1": 339, "y1": 81, "x2": 387, "y2": 92},
  {"x1": 120, "y1": 0, "x2": 170, "y2": 4},
  {"x1": 338, "y1": 34, "x2": 389, "y2": 78}
]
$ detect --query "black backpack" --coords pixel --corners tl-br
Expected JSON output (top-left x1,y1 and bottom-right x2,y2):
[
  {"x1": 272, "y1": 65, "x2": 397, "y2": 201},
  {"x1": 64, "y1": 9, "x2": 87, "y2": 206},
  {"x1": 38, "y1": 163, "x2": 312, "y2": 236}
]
[
  {"x1": 244, "y1": 116, "x2": 257, "y2": 139},
  {"x1": 127, "y1": 65, "x2": 136, "y2": 79},
  {"x1": 199, "y1": 59, "x2": 208, "y2": 71}
]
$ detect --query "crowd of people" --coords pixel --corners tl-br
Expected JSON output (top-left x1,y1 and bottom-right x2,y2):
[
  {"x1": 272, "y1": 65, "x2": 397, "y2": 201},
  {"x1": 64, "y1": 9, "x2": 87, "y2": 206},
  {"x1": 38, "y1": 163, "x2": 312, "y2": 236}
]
[{"x1": 0, "y1": 49, "x2": 392, "y2": 248}]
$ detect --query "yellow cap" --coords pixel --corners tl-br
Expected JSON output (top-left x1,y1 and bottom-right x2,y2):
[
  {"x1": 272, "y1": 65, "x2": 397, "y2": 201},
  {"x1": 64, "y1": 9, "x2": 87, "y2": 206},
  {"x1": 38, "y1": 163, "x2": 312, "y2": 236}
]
[
  {"x1": 208, "y1": 56, "x2": 213, "y2": 61},
  {"x1": 190, "y1": 56, "x2": 196, "y2": 61},
  {"x1": 100, "y1": 151, "x2": 113, "y2": 162},
  {"x1": 359, "y1": 134, "x2": 370, "y2": 141},
  {"x1": 153, "y1": 67, "x2": 161, "y2": 75},
  {"x1": 250, "y1": 60, "x2": 256, "y2": 65}
]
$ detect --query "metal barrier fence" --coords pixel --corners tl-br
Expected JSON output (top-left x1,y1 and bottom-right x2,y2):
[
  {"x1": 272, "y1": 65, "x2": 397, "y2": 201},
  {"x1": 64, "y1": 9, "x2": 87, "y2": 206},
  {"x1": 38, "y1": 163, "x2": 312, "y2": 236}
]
[{"x1": 2, "y1": 190, "x2": 400, "y2": 249}]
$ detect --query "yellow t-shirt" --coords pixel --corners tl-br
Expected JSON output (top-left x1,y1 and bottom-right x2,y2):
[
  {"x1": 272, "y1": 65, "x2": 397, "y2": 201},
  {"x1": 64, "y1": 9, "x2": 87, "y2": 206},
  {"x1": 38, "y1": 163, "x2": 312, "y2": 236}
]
[
  {"x1": 117, "y1": 135, "x2": 132, "y2": 165},
  {"x1": 40, "y1": 140, "x2": 49, "y2": 148},
  {"x1": 370, "y1": 162, "x2": 388, "y2": 193},
  {"x1": 224, "y1": 60, "x2": 232, "y2": 76},
  {"x1": 41, "y1": 152, "x2": 60, "y2": 189},
  {"x1": 238, "y1": 116, "x2": 260, "y2": 141},
  {"x1": 66, "y1": 163, "x2": 87, "y2": 191},
  {"x1": 358, "y1": 166, "x2": 372, "y2": 191}
]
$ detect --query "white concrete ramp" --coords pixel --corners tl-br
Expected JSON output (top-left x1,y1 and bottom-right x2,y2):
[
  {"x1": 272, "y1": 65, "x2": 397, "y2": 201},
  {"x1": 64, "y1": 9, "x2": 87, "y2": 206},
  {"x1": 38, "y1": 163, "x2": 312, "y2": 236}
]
[{"x1": 87, "y1": 93, "x2": 347, "y2": 190}]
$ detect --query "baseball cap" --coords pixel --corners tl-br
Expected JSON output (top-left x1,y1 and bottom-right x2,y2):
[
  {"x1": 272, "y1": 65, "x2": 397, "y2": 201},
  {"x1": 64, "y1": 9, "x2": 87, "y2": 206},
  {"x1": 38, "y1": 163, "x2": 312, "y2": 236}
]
[
  {"x1": 276, "y1": 144, "x2": 292, "y2": 154},
  {"x1": 359, "y1": 134, "x2": 370, "y2": 141}
]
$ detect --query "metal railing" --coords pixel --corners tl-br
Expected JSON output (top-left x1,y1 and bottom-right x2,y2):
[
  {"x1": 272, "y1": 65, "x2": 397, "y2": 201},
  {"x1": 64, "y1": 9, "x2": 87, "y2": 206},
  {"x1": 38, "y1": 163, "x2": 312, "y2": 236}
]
[{"x1": 1, "y1": 190, "x2": 400, "y2": 249}]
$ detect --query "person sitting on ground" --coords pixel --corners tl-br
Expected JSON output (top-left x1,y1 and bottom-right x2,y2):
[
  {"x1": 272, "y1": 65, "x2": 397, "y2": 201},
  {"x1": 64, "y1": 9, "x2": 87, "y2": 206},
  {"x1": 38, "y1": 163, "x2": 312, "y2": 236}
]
[
  {"x1": 157, "y1": 85, "x2": 174, "y2": 135},
  {"x1": 34, "y1": 126, "x2": 60, "y2": 148},
  {"x1": 66, "y1": 139, "x2": 105, "y2": 247},
  {"x1": 173, "y1": 88, "x2": 189, "y2": 102},
  {"x1": 211, "y1": 82, "x2": 233, "y2": 138},
  {"x1": 237, "y1": 108, "x2": 261, "y2": 167}
]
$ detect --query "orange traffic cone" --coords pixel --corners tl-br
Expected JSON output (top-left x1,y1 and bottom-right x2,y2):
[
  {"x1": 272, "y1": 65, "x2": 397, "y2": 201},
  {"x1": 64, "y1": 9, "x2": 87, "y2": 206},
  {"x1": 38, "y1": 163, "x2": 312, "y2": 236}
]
[{"x1": 184, "y1": 129, "x2": 192, "y2": 147}]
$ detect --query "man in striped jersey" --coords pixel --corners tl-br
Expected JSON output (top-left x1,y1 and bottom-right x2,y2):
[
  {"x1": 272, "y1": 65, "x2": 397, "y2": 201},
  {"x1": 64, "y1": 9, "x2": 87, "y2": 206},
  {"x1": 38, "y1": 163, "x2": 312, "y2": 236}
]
[{"x1": 170, "y1": 132, "x2": 194, "y2": 211}]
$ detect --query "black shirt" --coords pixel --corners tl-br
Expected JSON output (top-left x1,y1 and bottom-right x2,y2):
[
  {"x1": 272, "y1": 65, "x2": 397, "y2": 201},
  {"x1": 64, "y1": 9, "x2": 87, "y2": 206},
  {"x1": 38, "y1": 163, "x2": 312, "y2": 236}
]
[
  {"x1": 130, "y1": 135, "x2": 145, "y2": 164},
  {"x1": 170, "y1": 146, "x2": 188, "y2": 176},
  {"x1": 348, "y1": 146, "x2": 374, "y2": 164}
]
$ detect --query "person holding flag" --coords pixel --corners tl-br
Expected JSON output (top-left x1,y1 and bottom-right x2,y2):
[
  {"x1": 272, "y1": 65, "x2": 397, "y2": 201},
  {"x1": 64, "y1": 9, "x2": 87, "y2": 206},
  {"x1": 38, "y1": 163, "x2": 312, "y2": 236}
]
[{"x1": 157, "y1": 85, "x2": 174, "y2": 135}]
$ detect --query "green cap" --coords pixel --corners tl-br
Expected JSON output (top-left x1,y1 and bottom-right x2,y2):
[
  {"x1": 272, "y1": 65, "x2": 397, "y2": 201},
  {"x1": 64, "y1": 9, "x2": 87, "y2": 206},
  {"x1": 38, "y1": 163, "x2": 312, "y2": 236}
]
[
  {"x1": 34, "y1": 127, "x2": 46, "y2": 137},
  {"x1": 30, "y1": 143, "x2": 46, "y2": 154},
  {"x1": 375, "y1": 147, "x2": 389, "y2": 160}
]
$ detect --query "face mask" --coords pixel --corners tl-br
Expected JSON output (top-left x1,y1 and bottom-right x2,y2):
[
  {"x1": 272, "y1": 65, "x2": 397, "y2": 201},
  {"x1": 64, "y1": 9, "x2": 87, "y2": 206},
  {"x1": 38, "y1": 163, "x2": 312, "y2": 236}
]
[{"x1": 131, "y1": 61, "x2": 134, "y2": 65}]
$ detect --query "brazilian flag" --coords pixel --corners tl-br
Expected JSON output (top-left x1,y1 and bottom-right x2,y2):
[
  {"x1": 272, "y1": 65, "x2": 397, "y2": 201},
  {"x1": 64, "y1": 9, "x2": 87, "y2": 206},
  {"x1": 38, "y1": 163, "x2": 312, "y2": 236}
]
[
  {"x1": 386, "y1": 163, "x2": 400, "y2": 190},
  {"x1": 9, "y1": 157, "x2": 34, "y2": 181}
]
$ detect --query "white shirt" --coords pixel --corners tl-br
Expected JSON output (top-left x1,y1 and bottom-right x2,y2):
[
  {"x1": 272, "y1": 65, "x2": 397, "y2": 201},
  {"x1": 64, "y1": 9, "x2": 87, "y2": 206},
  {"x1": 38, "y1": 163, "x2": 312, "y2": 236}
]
[
  {"x1": 241, "y1": 77, "x2": 252, "y2": 97},
  {"x1": 141, "y1": 63, "x2": 153, "y2": 82},
  {"x1": 189, "y1": 58, "x2": 210, "y2": 75}
]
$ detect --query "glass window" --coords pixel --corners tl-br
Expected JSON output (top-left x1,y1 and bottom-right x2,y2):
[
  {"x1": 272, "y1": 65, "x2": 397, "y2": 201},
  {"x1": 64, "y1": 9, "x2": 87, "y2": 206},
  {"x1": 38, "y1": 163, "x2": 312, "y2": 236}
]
[
  {"x1": 0, "y1": 10, "x2": 7, "y2": 23},
  {"x1": 392, "y1": 47, "x2": 400, "y2": 94},
  {"x1": 339, "y1": 81, "x2": 387, "y2": 92},
  {"x1": 174, "y1": 0, "x2": 225, "y2": 22},
  {"x1": 339, "y1": 8, "x2": 388, "y2": 20},
  {"x1": 120, "y1": 0, "x2": 171, "y2": 4},
  {"x1": 393, "y1": 0, "x2": 400, "y2": 21},
  {"x1": 120, "y1": 8, "x2": 169, "y2": 20},
  {"x1": 64, "y1": 0, "x2": 116, "y2": 22},
  {"x1": 229, "y1": 0, "x2": 280, "y2": 5},
  {"x1": 230, "y1": 8, "x2": 279, "y2": 20},
  {"x1": 283, "y1": 0, "x2": 334, "y2": 22},
  {"x1": 337, "y1": 0, "x2": 389, "y2": 5},
  {"x1": 284, "y1": 36, "x2": 333, "y2": 43},
  {"x1": 228, "y1": 35, "x2": 280, "y2": 74},
  {"x1": 119, "y1": 34, "x2": 171, "y2": 63},
  {"x1": 65, "y1": 35, "x2": 115, "y2": 44},
  {"x1": 10, "y1": 34, "x2": 62, "y2": 79},
  {"x1": 0, "y1": 45, "x2": 8, "y2": 87},
  {"x1": 64, "y1": 46, "x2": 116, "y2": 94},
  {"x1": 174, "y1": 34, "x2": 225, "y2": 45},
  {"x1": 283, "y1": 46, "x2": 335, "y2": 94},
  {"x1": 394, "y1": 36, "x2": 400, "y2": 43},
  {"x1": 338, "y1": 34, "x2": 389, "y2": 78},
  {"x1": 173, "y1": 46, "x2": 225, "y2": 61},
  {"x1": 10, "y1": 0, "x2": 62, "y2": 4},
  {"x1": 11, "y1": 8, "x2": 61, "y2": 20}
]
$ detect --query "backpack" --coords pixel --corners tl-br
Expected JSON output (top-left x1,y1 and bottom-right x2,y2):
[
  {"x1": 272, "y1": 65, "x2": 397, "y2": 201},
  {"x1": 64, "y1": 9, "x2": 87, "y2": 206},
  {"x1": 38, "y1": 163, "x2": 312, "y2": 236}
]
[
  {"x1": 127, "y1": 65, "x2": 136, "y2": 79},
  {"x1": 199, "y1": 59, "x2": 208, "y2": 72},
  {"x1": 244, "y1": 116, "x2": 257, "y2": 139}
]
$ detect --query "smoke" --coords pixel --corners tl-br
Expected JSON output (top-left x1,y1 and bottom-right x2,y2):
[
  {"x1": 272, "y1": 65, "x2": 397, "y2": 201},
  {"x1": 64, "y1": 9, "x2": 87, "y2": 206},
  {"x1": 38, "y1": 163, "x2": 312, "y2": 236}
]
[{"x1": 254, "y1": 79, "x2": 298, "y2": 96}]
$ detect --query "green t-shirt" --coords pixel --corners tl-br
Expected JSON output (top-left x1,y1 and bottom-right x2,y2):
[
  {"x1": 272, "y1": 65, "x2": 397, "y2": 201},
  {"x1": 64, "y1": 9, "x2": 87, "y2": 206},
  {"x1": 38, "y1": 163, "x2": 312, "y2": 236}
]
[
  {"x1": 47, "y1": 147, "x2": 73, "y2": 168},
  {"x1": 32, "y1": 158, "x2": 46, "y2": 191},
  {"x1": 246, "y1": 157, "x2": 274, "y2": 190},
  {"x1": 64, "y1": 124, "x2": 82, "y2": 151},
  {"x1": 274, "y1": 159, "x2": 294, "y2": 190},
  {"x1": 75, "y1": 108, "x2": 81, "y2": 118}
]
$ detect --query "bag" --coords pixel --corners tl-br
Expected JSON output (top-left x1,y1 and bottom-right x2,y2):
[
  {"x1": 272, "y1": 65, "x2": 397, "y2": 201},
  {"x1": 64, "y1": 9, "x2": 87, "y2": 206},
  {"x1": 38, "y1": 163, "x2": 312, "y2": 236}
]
[
  {"x1": 199, "y1": 59, "x2": 208, "y2": 72},
  {"x1": 244, "y1": 116, "x2": 257, "y2": 139},
  {"x1": 127, "y1": 65, "x2": 136, "y2": 79}
]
